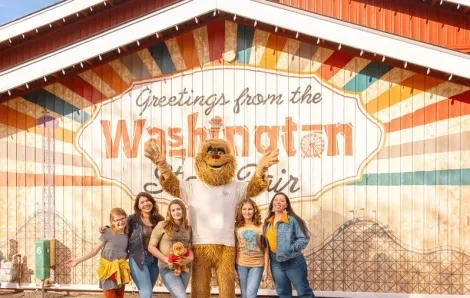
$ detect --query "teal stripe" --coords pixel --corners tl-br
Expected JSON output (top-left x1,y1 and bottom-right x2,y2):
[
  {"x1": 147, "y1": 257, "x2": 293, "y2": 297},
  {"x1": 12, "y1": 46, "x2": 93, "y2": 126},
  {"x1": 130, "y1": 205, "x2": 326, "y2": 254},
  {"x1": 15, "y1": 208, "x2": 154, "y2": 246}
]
[
  {"x1": 343, "y1": 61, "x2": 393, "y2": 92},
  {"x1": 351, "y1": 169, "x2": 470, "y2": 186},
  {"x1": 236, "y1": 24, "x2": 255, "y2": 64},
  {"x1": 121, "y1": 53, "x2": 151, "y2": 79},
  {"x1": 23, "y1": 89, "x2": 90, "y2": 124},
  {"x1": 148, "y1": 43, "x2": 176, "y2": 74}
]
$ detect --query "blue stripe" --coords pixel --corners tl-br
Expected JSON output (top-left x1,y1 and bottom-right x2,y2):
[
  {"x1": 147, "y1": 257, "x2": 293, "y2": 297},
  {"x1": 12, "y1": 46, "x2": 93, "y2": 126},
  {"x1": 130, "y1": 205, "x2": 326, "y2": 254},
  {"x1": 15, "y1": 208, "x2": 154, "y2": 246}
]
[
  {"x1": 23, "y1": 89, "x2": 90, "y2": 124},
  {"x1": 343, "y1": 61, "x2": 393, "y2": 92},
  {"x1": 121, "y1": 53, "x2": 151, "y2": 79},
  {"x1": 236, "y1": 24, "x2": 255, "y2": 64},
  {"x1": 148, "y1": 43, "x2": 176, "y2": 74},
  {"x1": 350, "y1": 169, "x2": 470, "y2": 186}
]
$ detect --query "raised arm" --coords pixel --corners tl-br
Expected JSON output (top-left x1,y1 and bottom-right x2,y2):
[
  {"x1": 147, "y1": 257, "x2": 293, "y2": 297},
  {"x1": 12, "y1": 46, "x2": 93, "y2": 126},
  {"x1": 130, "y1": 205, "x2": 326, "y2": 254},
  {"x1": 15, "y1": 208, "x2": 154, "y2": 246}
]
[
  {"x1": 247, "y1": 148, "x2": 279, "y2": 198},
  {"x1": 65, "y1": 241, "x2": 105, "y2": 267},
  {"x1": 144, "y1": 140, "x2": 180, "y2": 198}
]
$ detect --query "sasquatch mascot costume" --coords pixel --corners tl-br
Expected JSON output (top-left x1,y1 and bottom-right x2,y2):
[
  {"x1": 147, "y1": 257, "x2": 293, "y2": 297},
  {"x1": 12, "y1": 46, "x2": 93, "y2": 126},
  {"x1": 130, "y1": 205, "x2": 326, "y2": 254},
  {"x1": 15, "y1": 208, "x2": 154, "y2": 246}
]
[{"x1": 144, "y1": 138, "x2": 279, "y2": 298}]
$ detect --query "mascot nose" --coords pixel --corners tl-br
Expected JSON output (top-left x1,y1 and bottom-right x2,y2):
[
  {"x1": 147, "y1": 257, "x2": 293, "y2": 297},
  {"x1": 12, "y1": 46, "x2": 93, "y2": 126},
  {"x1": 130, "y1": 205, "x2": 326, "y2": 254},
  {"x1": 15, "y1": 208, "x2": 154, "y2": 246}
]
[{"x1": 212, "y1": 154, "x2": 220, "y2": 159}]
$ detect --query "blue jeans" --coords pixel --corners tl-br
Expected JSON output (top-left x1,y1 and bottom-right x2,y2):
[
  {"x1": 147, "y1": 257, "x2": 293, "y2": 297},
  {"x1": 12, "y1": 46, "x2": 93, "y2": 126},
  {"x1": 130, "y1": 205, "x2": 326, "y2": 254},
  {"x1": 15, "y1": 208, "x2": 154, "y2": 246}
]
[
  {"x1": 270, "y1": 254, "x2": 315, "y2": 298},
  {"x1": 129, "y1": 255, "x2": 159, "y2": 298},
  {"x1": 160, "y1": 265, "x2": 192, "y2": 298},
  {"x1": 236, "y1": 264, "x2": 264, "y2": 298}
]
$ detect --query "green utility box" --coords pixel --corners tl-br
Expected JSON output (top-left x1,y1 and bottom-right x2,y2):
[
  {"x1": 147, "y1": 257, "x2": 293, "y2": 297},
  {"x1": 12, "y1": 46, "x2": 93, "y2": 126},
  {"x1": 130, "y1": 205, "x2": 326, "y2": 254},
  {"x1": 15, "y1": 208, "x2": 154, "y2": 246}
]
[{"x1": 34, "y1": 240, "x2": 50, "y2": 280}]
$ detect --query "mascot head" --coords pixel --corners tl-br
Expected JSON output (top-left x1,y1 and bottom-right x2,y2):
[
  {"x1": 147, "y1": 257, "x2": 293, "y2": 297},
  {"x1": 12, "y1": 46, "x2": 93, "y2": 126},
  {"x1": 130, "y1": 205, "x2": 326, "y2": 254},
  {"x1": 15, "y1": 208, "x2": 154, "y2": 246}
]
[{"x1": 195, "y1": 138, "x2": 236, "y2": 186}]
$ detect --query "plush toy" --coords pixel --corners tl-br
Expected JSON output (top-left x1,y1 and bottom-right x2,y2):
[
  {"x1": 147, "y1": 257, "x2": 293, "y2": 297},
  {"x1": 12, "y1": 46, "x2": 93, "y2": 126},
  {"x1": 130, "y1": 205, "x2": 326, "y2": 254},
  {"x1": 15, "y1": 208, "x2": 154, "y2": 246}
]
[
  {"x1": 145, "y1": 137, "x2": 279, "y2": 298},
  {"x1": 168, "y1": 242, "x2": 190, "y2": 276}
]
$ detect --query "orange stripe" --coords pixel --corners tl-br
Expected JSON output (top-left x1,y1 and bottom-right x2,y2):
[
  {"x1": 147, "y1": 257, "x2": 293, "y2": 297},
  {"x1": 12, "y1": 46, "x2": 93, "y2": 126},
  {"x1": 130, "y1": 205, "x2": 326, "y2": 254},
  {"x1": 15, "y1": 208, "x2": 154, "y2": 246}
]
[
  {"x1": 92, "y1": 63, "x2": 130, "y2": 95},
  {"x1": 366, "y1": 74, "x2": 444, "y2": 115},
  {"x1": 0, "y1": 172, "x2": 112, "y2": 187},
  {"x1": 384, "y1": 89, "x2": 470, "y2": 133},
  {"x1": 0, "y1": 104, "x2": 38, "y2": 130},
  {"x1": 259, "y1": 34, "x2": 287, "y2": 69},
  {"x1": 0, "y1": 105, "x2": 75, "y2": 144},
  {"x1": 176, "y1": 31, "x2": 200, "y2": 69}
]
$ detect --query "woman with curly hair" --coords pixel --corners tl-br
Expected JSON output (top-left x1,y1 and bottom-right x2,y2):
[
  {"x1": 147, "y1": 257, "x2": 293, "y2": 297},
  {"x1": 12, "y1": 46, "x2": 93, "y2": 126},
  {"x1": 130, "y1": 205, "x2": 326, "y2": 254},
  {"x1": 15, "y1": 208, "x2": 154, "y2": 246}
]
[{"x1": 234, "y1": 198, "x2": 269, "y2": 298}]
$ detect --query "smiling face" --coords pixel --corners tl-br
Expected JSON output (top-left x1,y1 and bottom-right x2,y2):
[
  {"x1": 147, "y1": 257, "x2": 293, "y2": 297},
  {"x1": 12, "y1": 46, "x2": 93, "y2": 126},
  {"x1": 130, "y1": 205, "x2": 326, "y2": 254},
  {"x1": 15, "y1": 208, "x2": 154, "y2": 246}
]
[
  {"x1": 138, "y1": 196, "x2": 154, "y2": 214},
  {"x1": 241, "y1": 202, "x2": 255, "y2": 222},
  {"x1": 272, "y1": 193, "x2": 288, "y2": 213},
  {"x1": 195, "y1": 139, "x2": 236, "y2": 186},
  {"x1": 170, "y1": 203, "x2": 183, "y2": 221}
]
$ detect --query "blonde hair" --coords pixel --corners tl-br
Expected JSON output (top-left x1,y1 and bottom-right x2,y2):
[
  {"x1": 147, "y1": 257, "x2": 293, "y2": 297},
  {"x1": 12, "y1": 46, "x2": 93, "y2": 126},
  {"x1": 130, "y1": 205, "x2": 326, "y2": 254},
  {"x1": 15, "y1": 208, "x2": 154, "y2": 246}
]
[{"x1": 110, "y1": 208, "x2": 128, "y2": 235}]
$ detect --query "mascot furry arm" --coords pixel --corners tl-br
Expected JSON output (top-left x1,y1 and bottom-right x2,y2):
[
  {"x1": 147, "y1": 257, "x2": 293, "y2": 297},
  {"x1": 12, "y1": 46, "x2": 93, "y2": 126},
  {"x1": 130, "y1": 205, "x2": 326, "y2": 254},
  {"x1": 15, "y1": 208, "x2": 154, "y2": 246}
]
[
  {"x1": 144, "y1": 138, "x2": 278, "y2": 298},
  {"x1": 144, "y1": 139, "x2": 279, "y2": 198}
]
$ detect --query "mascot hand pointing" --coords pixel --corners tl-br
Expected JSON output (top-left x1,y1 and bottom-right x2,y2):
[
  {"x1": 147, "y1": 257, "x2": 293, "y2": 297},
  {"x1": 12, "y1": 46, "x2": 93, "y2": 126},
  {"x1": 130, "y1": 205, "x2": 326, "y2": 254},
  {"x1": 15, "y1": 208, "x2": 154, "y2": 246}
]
[{"x1": 256, "y1": 148, "x2": 280, "y2": 176}]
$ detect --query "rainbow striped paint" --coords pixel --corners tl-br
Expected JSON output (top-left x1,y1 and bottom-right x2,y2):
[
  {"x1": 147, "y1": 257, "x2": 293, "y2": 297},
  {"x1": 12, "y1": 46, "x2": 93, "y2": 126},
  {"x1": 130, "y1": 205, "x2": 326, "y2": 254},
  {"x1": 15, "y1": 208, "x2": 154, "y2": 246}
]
[{"x1": 1, "y1": 20, "x2": 469, "y2": 295}]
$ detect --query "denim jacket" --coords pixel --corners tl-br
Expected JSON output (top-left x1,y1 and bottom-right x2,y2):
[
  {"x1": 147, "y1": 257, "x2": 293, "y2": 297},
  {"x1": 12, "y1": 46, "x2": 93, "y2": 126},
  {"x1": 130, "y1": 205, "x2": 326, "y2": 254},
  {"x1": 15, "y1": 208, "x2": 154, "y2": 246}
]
[
  {"x1": 128, "y1": 214, "x2": 160, "y2": 269},
  {"x1": 265, "y1": 215, "x2": 310, "y2": 262}
]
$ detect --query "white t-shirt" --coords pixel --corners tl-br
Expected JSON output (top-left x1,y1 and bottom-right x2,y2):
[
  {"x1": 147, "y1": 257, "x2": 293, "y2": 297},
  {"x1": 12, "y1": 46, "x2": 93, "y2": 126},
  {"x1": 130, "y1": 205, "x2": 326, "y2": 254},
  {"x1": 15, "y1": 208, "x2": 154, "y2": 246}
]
[{"x1": 179, "y1": 179, "x2": 247, "y2": 246}]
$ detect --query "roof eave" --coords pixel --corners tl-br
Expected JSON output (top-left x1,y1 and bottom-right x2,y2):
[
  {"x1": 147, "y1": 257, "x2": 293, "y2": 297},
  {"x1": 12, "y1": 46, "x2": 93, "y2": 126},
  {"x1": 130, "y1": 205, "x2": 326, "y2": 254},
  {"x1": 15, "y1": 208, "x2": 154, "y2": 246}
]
[{"x1": 1, "y1": 0, "x2": 469, "y2": 95}]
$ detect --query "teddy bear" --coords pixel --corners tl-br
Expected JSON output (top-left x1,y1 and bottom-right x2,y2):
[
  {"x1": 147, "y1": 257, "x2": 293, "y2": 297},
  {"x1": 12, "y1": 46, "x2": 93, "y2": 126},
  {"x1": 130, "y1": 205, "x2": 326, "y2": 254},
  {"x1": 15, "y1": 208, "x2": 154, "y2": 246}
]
[
  {"x1": 168, "y1": 242, "x2": 190, "y2": 277},
  {"x1": 144, "y1": 136, "x2": 279, "y2": 298}
]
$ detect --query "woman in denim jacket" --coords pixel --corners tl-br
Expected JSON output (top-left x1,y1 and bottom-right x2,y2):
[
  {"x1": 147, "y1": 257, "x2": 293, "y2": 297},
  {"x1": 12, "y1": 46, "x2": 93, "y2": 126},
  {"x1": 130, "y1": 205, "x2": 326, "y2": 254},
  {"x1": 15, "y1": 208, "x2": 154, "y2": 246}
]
[{"x1": 263, "y1": 192, "x2": 315, "y2": 298}]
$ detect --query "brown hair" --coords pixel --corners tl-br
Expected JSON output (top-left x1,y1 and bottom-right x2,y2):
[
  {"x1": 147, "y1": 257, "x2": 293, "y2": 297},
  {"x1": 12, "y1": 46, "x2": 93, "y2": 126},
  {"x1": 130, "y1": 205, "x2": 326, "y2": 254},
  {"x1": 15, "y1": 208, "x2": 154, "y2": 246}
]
[
  {"x1": 164, "y1": 199, "x2": 189, "y2": 239},
  {"x1": 235, "y1": 198, "x2": 262, "y2": 228},
  {"x1": 133, "y1": 192, "x2": 164, "y2": 226},
  {"x1": 110, "y1": 208, "x2": 128, "y2": 235},
  {"x1": 263, "y1": 192, "x2": 310, "y2": 236}
]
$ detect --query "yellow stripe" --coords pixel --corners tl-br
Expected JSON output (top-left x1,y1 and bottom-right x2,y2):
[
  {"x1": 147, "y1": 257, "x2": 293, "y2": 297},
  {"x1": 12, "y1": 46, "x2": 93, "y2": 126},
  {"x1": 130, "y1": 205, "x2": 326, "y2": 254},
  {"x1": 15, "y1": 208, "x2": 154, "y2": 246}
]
[
  {"x1": 309, "y1": 47, "x2": 334, "y2": 73},
  {"x1": 249, "y1": 29, "x2": 270, "y2": 65},
  {"x1": 224, "y1": 21, "x2": 237, "y2": 57},
  {"x1": 109, "y1": 60, "x2": 136, "y2": 85},
  {"x1": 3, "y1": 97, "x2": 81, "y2": 132},
  {"x1": 329, "y1": 57, "x2": 369, "y2": 87},
  {"x1": 137, "y1": 49, "x2": 163, "y2": 77},
  {"x1": 165, "y1": 37, "x2": 187, "y2": 71},
  {"x1": 276, "y1": 38, "x2": 300, "y2": 71},
  {"x1": 360, "y1": 68, "x2": 414, "y2": 104},
  {"x1": 289, "y1": 43, "x2": 314, "y2": 73},
  {"x1": 78, "y1": 70, "x2": 115, "y2": 98},
  {"x1": 193, "y1": 26, "x2": 210, "y2": 65},
  {"x1": 375, "y1": 81, "x2": 470, "y2": 122},
  {"x1": 44, "y1": 83, "x2": 94, "y2": 115}
]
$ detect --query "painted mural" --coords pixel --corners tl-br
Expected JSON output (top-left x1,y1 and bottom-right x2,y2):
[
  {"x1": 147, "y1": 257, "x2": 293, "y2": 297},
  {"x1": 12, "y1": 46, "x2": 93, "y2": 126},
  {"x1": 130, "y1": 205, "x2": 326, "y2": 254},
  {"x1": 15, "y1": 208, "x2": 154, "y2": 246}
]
[{"x1": 1, "y1": 19, "x2": 470, "y2": 295}]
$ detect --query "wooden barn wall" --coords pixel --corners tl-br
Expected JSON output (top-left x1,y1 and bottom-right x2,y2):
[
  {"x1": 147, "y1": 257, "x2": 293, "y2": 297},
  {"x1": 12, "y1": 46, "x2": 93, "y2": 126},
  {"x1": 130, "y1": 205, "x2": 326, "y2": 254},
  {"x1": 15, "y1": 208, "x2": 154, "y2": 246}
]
[
  {"x1": 279, "y1": 0, "x2": 470, "y2": 52},
  {"x1": 1, "y1": 19, "x2": 470, "y2": 294}
]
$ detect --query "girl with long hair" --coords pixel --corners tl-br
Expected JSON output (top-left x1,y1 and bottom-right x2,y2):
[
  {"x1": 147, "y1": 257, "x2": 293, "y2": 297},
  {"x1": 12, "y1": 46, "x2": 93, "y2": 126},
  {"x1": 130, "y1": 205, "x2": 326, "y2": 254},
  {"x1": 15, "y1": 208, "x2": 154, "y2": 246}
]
[
  {"x1": 127, "y1": 192, "x2": 165, "y2": 298},
  {"x1": 148, "y1": 199, "x2": 193, "y2": 298},
  {"x1": 234, "y1": 198, "x2": 269, "y2": 298},
  {"x1": 263, "y1": 192, "x2": 315, "y2": 298},
  {"x1": 66, "y1": 208, "x2": 130, "y2": 298}
]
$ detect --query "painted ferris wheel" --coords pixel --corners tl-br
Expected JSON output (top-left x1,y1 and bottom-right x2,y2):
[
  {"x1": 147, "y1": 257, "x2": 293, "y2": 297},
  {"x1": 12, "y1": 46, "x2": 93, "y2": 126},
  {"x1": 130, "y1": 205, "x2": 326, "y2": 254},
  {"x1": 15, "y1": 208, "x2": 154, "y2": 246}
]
[{"x1": 300, "y1": 132, "x2": 325, "y2": 158}]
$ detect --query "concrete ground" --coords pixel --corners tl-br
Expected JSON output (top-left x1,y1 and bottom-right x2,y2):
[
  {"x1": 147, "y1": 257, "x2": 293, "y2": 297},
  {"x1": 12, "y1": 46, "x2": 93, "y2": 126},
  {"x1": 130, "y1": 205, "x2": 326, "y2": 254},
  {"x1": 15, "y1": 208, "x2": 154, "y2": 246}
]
[{"x1": 0, "y1": 290, "x2": 276, "y2": 297}]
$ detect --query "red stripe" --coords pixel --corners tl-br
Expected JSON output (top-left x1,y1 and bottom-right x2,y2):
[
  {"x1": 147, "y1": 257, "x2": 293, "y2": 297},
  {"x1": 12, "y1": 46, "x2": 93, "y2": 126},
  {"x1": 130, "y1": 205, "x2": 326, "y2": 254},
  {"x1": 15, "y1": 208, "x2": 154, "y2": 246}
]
[
  {"x1": 60, "y1": 75, "x2": 106, "y2": 104},
  {"x1": 320, "y1": 51, "x2": 354, "y2": 80},
  {"x1": 0, "y1": 172, "x2": 112, "y2": 187},
  {"x1": 384, "y1": 89, "x2": 470, "y2": 133},
  {"x1": 207, "y1": 19, "x2": 226, "y2": 63}
]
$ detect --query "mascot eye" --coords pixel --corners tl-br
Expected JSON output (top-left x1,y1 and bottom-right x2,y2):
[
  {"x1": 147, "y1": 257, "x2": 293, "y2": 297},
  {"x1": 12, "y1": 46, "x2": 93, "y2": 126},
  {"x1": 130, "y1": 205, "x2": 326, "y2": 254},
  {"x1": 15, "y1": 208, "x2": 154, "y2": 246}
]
[
  {"x1": 208, "y1": 149, "x2": 215, "y2": 155},
  {"x1": 217, "y1": 150, "x2": 225, "y2": 155}
]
